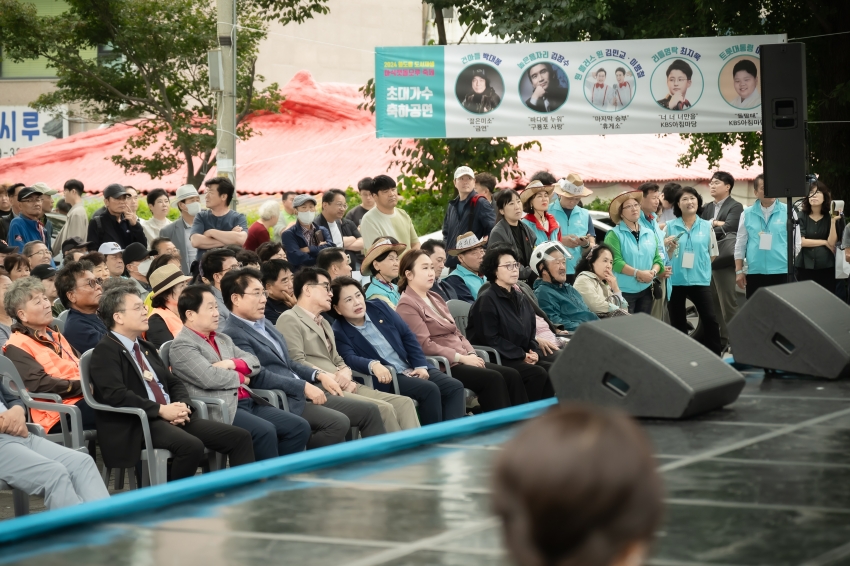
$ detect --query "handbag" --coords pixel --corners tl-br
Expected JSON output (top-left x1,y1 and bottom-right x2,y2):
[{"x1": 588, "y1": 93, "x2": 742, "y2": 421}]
[{"x1": 712, "y1": 232, "x2": 736, "y2": 270}]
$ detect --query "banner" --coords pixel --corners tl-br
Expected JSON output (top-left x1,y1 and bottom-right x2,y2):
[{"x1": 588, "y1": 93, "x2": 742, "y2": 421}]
[
  {"x1": 375, "y1": 35, "x2": 786, "y2": 138},
  {"x1": 0, "y1": 106, "x2": 68, "y2": 159}
]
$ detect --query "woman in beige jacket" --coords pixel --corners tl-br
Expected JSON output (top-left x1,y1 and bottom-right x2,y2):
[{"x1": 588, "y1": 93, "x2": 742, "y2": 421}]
[{"x1": 573, "y1": 244, "x2": 629, "y2": 316}]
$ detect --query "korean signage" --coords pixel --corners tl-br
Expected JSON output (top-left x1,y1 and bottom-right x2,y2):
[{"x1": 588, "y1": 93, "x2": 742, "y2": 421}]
[
  {"x1": 375, "y1": 35, "x2": 785, "y2": 138},
  {"x1": 0, "y1": 107, "x2": 68, "y2": 159}
]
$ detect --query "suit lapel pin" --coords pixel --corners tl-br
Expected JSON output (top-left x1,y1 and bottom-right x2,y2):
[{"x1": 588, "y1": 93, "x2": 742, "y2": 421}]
[{"x1": 379, "y1": 320, "x2": 383, "y2": 323}]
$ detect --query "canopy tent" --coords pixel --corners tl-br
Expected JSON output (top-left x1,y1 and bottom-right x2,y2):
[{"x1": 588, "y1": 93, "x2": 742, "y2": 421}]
[{"x1": 0, "y1": 71, "x2": 757, "y2": 196}]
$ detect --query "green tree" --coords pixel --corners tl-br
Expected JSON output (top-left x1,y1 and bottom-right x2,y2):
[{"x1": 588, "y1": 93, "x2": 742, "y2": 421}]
[
  {"x1": 447, "y1": 0, "x2": 849, "y2": 196},
  {"x1": 0, "y1": 0, "x2": 289, "y2": 187}
]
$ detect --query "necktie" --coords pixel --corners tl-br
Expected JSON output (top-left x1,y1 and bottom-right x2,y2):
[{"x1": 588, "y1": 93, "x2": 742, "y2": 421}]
[
  {"x1": 619, "y1": 82, "x2": 628, "y2": 88},
  {"x1": 133, "y1": 342, "x2": 167, "y2": 405},
  {"x1": 595, "y1": 84, "x2": 605, "y2": 89}
]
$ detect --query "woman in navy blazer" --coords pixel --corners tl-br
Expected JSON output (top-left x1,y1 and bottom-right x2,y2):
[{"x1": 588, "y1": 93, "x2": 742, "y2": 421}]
[{"x1": 331, "y1": 277, "x2": 466, "y2": 425}]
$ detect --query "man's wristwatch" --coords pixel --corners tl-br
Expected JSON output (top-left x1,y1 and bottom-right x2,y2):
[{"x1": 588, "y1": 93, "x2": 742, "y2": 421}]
[{"x1": 735, "y1": 270, "x2": 744, "y2": 275}]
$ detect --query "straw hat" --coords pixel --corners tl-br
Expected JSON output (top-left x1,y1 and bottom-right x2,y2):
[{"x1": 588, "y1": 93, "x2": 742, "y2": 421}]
[
  {"x1": 150, "y1": 264, "x2": 192, "y2": 299},
  {"x1": 520, "y1": 180, "x2": 555, "y2": 204},
  {"x1": 608, "y1": 190, "x2": 644, "y2": 225},
  {"x1": 553, "y1": 173, "x2": 593, "y2": 198},
  {"x1": 448, "y1": 232, "x2": 488, "y2": 257},
  {"x1": 361, "y1": 238, "x2": 407, "y2": 276}
]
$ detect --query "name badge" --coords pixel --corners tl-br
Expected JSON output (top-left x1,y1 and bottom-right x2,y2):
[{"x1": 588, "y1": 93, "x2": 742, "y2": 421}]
[
  {"x1": 682, "y1": 251, "x2": 695, "y2": 269},
  {"x1": 759, "y1": 232, "x2": 772, "y2": 250}
]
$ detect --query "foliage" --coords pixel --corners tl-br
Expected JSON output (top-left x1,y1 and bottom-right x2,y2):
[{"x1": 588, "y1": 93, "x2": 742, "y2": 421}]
[
  {"x1": 0, "y1": 0, "x2": 284, "y2": 188},
  {"x1": 249, "y1": 0, "x2": 330, "y2": 25},
  {"x1": 83, "y1": 198, "x2": 179, "y2": 221},
  {"x1": 445, "y1": 0, "x2": 850, "y2": 196},
  {"x1": 584, "y1": 197, "x2": 612, "y2": 212}
]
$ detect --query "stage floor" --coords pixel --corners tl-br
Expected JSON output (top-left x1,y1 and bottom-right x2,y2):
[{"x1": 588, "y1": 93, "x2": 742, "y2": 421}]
[{"x1": 4, "y1": 368, "x2": 850, "y2": 566}]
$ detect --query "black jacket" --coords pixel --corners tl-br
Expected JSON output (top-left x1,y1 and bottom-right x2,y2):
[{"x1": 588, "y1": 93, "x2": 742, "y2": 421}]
[
  {"x1": 466, "y1": 283, "x2": 539, "y2": 361},
  {"x1": 86, "y1": 207, "x2": 147, "y2": 250},
  {"x1": 701, "y1": 197, "x2": 743, "y2": 270},
  {"x1": 315, "y1": 213, "x2": 363, "y2": 266},
  {"x1": 89, "y1": 332, "x2": 191, "y2": 468},
  {"x1": 488, "y1": 219, "x2": 537, "y2": 283},
  {"x1": 442, "y1": 191, "x2": 495, "y2": 269}
]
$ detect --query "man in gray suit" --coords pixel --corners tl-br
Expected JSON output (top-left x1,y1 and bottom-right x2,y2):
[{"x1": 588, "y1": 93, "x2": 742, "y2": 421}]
[
  {"x1": 169, "y1": 284, "x2": 310, "y2": 459},
  {"x1": 701, "y1": 171, "x2": 744, "y2": 350},
  {"x1": 220, "y1": 268, "x2": 385, "y2": 447},
  {"x1": 159, "y1": 184, "x2": 201, "y2": 276}
]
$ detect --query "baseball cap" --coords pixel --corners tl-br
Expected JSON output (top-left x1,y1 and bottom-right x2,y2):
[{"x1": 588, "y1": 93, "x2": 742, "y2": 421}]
[
  {"x1": 293, "y1": 194, "x2": 317, "y2": 208},
  {"x1": 98, "y1": 242, "x2": 123, "y2": 256},
  {"x1": 174, "y1": 184, "x2": 200, "y2": 203},
  {"x1": 0, "y1": 243, "x2": 18, "y2": 254},
  {"x1": 31, "y1": 264, "x2": 57, "y2": 280},
  {"x1": 16, "y1": 187, "x2": 40, "y2": 202},
  {"x1": 61, "y1": 237, "x2": 92, "y2": 255},
  {"x1": 454, "y1": 166, "x2": 475, "y2": 180},
  {"x1": 103, "y1": 184, "x2": 128, "y2": 199},
  {"x1": 123, "y1": 242, "x2": 151, "y2": 265},
  {"x1": 30, "y1": 182, "x2": 58, "y2": 196}
]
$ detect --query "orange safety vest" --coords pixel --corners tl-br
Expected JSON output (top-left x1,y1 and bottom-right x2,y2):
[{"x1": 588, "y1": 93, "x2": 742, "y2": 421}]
[
  {"x1": 146, "y1": 307, "x2": 184, "y2": 343},
  {"x1": 4, "y1": 330, "x2": 81, "y2": 432}
]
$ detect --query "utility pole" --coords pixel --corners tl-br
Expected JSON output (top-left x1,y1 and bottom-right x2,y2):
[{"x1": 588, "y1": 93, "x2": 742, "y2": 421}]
[{"x1": 216, "y1": 0, "x2": 237, "y2": 208}]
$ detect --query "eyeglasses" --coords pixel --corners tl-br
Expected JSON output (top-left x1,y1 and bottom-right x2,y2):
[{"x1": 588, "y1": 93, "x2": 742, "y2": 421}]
[
  {"x1": 77, "y1": 278, "x2": 104, "y2": 289},
  {"x1": 240, "y1": 290, "x2": 269, "y2": 299},
  {"x1": 621, "y1": 204, "x2": 641, "y2": 211},
  {"x1": 27, "y1": 249, "x2": 50, "y2": 257},
  {"x1": 498, "y1": 262, "x2": 520, "y2": 271},
  {"x1": 117, "y1": 303, "x2": 146, "y2": 313},
  {"x1": 308, "y1": 283, "x2": 331, "y2": 292},
  {"x1": 224, "y1": 262, "x2": 243, "y2": 272}
]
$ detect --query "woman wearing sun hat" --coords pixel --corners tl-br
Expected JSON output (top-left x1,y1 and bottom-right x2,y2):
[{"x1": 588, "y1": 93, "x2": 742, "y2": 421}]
[
  {"x1": 548, "y1": 173, "x2": 596, "y2": 283},
  {"x1": 603, "y1": 191, "x2": 664, "y2": 315},
  {"x1": 362, "y1": 237, "x2": 407, "y2": 308},
  {"x1": 145, "y1": 263, "x2": 193, "y2": 348},
  {"x1": 520, "y1": 181, "x2": 561, "y2": 246}
]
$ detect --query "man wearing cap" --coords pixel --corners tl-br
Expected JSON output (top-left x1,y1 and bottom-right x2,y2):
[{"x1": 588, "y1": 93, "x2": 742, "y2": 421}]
[
  {"x1": 30, "y1": 264, "x2": 60, "y2": 313},
  {"x1": 7, "y1": 187, "x2": 52, "y2": 256},
  {"x1": 159, "y1": 184, "x2": 201, "y2": 276},
  {"x1": 189, "y1": 177, "x2": 248, "y2": 251},
  {"x1": 98, "y1": 242, "x2": 125, "y2": 279},
  {"x1": 60, "y1": 237, "x2": 91, "y2": 262},
  {"x1": 443, "y1": 233, "x2": 488, "y2": 304},
  {"x1": 55, "y1": 260, "x2": 108, "y2": 354},
  {"x1": 51, "y1": 180, "x2": 88, "y2": 257},
  {"x1": 536, "y1": 172, "x2": 595, "y2": 284},
  {"x1": 443, "y1": 166, "x2": 495, "y2": 270},
  {"x1": 531, "y1": 242, "x2": 598, "y2": 331},
  {"x1": 359, "y1": 175, "x2": 420, "y2": 252},
  {"x1": 123, "y1": 242, "x2": 153, "y2": 295},
  {"x1": 31, "y1": 182, "x2": 57, "y2": 247},
  {"x1": 281, "y1": 194, "x2": 334, "y2": 270},
  {"x1": 86, "y1": 183, "x2": 147, "y2": 251}
]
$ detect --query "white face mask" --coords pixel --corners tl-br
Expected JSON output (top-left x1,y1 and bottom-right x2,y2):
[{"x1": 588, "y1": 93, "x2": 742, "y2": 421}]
[
  {"x1": 298, "y1": 211, "x2": 315, "y2": 224},
  {"x1": 186, "y1": 202, "x2": 201, "y2": 216},
  {"x1": 138, "y1": 258, "x2": 153, "y2": 277}
]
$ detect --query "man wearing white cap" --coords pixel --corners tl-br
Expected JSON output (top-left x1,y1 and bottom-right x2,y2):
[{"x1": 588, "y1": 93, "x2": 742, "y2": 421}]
[
  {"x1": 98, "y1": 242, "x2": 126, "y2": 279},
  {"x1": 443, "y1": 166, "x2": 495, "y2": 270},
  {"x1": 159, "y1": 184, "x2": 201, "y2": 275}
]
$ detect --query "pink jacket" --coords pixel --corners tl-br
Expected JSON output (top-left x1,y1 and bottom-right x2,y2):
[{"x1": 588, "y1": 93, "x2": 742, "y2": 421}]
[{"x1": 396, "y1": 289, "x2": 475, "y2": 366}]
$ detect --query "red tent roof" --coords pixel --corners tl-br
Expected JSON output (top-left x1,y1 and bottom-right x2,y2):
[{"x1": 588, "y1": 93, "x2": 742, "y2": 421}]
[{"x1": 0, "y1": 71, "x2": 757, "y2": 195}]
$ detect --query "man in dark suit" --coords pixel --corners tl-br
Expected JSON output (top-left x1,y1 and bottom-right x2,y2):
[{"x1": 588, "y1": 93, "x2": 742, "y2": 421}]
[
  {"x1": 523, "y1": 62, "x2": 568, "y2": 113},
  {"x1": 220, "y1": 268, "x2": 384, "y2": 446},
  {"x1": 89, "y1": 286, "x2": 254, "y2": 480},
  {"x1": 331, "y1": 277, "x2": 466, "y2": 425},
  {"x1": 701, "y1": 171, "x2": 744, "y2": 350}
]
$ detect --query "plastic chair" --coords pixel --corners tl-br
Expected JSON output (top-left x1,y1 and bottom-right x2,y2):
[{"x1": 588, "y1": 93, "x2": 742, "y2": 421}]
[
  {"x1": 79, "y1": 350, "x2": 172, "y2": 487},
  {"x1": 53, "y1": 316, "x2": 65, "y2": 333},
  {"x1": 446, "y1": 299, "x2": 502, "y2": 365},
  {"x1": 56, "y1": 304, "x2": 69, "y2": 323},
  {"x1": 424, "y1": 355, "x2": 477, "y2": 404}
]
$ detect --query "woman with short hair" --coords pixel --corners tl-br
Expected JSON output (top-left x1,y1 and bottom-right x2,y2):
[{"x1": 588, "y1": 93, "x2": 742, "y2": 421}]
[
  {"x1": 573, "y1": 243, "x2": 629, "y2": 317},
  {"x1": 488, "y1": 189, "x2": 537, "y2": 283},
  {"x1": 520, "y1": 181, "x2": 561, "y2": 246},
  {"x1": 141, "y1": 188, "x2": 172, "y2": 245},
  {"x1": 256, "y1": 241, "x2": 286, "y2": 263},
  {"x1": 245, "y1": 200, "x2": 280, "y2": 251},
  {"x1": 4, "y1": 254, "x2": 30, "y2": 281}
]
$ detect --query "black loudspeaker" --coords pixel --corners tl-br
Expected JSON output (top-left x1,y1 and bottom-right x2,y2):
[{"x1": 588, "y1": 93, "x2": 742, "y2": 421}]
[
  {"x1": 550, "y1": 314, "x2": 745, "y2": 419},
  {"x1": 760, "y1": 42, "x2": 808, "y2": 198},
  {"x1": 728, "y1": 281, "x2": 850, "y2": 379}
]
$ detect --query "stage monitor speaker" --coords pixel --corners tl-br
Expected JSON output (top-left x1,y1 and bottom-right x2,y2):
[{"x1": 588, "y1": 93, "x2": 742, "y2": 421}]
[
  {"x1": 728, "y1": 281, "x2": 850, "y2": 379},
  {"x1": 550, "y1": 314, "x2": 745, "y2": 419},
  {"x1": 760, "y1": 42, "x2": 808, "y2": 198}
]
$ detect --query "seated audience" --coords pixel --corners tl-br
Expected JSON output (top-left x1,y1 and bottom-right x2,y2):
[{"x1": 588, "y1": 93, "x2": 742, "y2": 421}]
[
  {"x1": 145, "y1": 264, "x2": 192, "y2": 348},
  {"x1": 80, "y1": 251, "x2": 110, "y2": 281},
  {"x1": 281, "y1": 194, "x2": 335, "y2": 269},
  {"x1": 316, "y1": 247, "x2": 353, "y2": 281},
  {"x1": 395, "y1": 251, "x2": 527, "y2": 410},
  {"x1": 244, "y1": 199, "x2": 278, "y2": 251},
  {"x1": 420, "y1": 239, "x2": 457, "y2": 301},
  {"x1": 260, "y1": 259, "x2": 295, "y2": 324},
  {"x1": 0, "y1": 379, "x2": 108, "y2": 509},
  {"x1": 256, "y1": 241, "x2": 287, "y2": 263},
  {"x1": 98, "y1": 242, "x2": 125, "y2": 279},
  {"x1": 0, "y1": 270, "x2": 13, "y2": 345},
  {"x1": 235, "y1": 249, "x2": 261, "y2": 271},
  {"x1": 147, "y1": 252, "x2": 182, "y2": 277},
  {"x1": 23, "y1": 240, "x2": 52, "y2": 269},
  {"x1": 4, "y1": 277, "x2": 96, "y2": 433},
  {"x1": 123, "y1": 242, "x2": 152, "y2": 295},
  {"x1": 488, "y1": 189, "x2": 537, "y2": 284},
  {"x1": 89, "y1": 286, "x2": 255, "y2": 480},
  {"x1": 493, "y1": 404, "x2": 663, "y2": 566},
  {"x1": 220, "y1": 268, "x2": 383, "y2": 446},
  {"x1": 5, "y1": 254, "x2": 30, "y2": 281},
  {"x1": 573, "y1": 244, "x2": 630, "y2": 317},
  {"x1": 443, "y1": 232, "x2": 488, "y2": 303},
  {"x1": 279, "y1": 268, "x2": 422, "y2": 430},
  {"x1": 30, "y1": 264, "x2": 62, "y2": 316},
  {"x1": 332, "y1": 277, "x2": 465, "y2": 427},
  {"x1": 531, "y1": 242, "x2": 598, "y2": 331},
  {"x1": 201, "y1": 247, "x2": 239, "y2": 330},
  {"x1": 151, "y1": 237, "x2": 180, "y2": 260},
  {"x1": 169, "y1": 285, "x2": 310, "y2": 459},
  {"x1": 56, "y1": 261, "x2": 108, "y2": 355},
  {"x1": 466, "y1": 244, "x2": 555, "y2": 401},
  {"x1": 362, "y1": 237, "x2": 405, "y2": 308}
]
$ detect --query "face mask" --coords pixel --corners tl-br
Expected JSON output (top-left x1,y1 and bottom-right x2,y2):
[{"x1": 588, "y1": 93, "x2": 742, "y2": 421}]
[
  {"x1": 186, "y1": 202, "x2": 201, "y2": 216},
  {"x1": 138, "y1": 259, "x2": 153, "y2": 277},
  {"x1": 298, "y1": 211, "x2": 315, "y2": 224}
]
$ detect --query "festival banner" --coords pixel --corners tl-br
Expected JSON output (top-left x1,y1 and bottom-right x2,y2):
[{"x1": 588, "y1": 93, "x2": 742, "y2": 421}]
[{"x1": 375, "y1": 35, "x2": 786, "y2": 138}]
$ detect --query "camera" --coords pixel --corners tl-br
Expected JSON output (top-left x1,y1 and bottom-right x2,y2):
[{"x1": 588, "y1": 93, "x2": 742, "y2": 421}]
[{"x1": 833, "y1": 200, "x2": 845, "y2": 217}]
